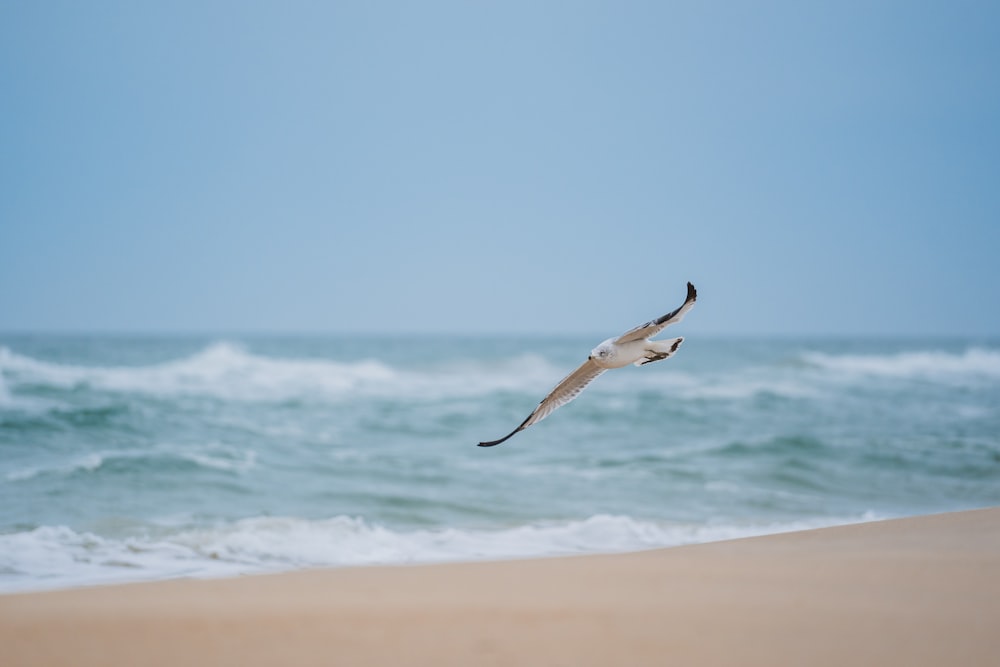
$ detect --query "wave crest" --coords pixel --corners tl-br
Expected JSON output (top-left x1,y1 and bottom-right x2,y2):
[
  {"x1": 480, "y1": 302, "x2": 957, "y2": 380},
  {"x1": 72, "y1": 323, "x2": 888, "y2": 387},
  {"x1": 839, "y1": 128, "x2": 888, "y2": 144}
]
[
  {"x1": 803, "y1": 347, "x2": 1000, "y2": 380},
  {"x1": 0, "y1": 513, "x2": 876, "y2": 593},
  {"x1": 0, "y1": 342, "x2": 564, "y2": 404},
  {"x1": 5, "y1": 444, "x2": 257, "y2": 483}
]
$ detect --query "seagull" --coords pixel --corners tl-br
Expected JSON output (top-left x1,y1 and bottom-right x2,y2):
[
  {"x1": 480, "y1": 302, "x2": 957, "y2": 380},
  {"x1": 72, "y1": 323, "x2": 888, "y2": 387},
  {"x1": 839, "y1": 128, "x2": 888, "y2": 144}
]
[{"x1": 478, "y1": 282, "x2": 697, "y2": 447}]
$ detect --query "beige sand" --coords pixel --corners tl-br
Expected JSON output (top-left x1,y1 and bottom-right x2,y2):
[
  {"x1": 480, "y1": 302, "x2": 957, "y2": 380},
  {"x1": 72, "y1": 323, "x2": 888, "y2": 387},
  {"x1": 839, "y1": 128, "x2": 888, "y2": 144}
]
[{"x1": 2, "y1": 507, "x2": 998, "y2": 666}]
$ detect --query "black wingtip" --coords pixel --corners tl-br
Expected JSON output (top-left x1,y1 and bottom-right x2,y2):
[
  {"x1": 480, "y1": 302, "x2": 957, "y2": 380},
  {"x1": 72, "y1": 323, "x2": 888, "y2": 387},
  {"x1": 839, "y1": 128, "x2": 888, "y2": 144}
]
[
  {"x1": 478, "y1": 425, "x2": 522, "y2": 447},
  {"x1": 686, "y1": 282, "x2": 697, "y2": 303},
  {"x1": 478, "y1": 415, "x2": 533, "y2": 447},
  {"x1": 477, "y1": 432, "x2": 515, "y2": 447}
]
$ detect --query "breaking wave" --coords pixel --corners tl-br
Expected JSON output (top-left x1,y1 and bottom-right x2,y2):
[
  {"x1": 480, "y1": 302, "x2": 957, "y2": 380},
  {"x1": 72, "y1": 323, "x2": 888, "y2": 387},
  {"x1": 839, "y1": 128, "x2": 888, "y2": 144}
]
[
  {"x1": 0, "y1": 512, "x2": 877, "y2": 593},
  {"x1": 5, "y1": 444, "x2": 257, "y2": 483},
  {"x1": 803, "y1": 347, "x2": 1000, "y2": 381},
  {"x1": 0, "y1": 342, "x2": 563, "y2": 404},
  {"x1": 3, "y1": 342, "x2": 995, "y2": 409}
]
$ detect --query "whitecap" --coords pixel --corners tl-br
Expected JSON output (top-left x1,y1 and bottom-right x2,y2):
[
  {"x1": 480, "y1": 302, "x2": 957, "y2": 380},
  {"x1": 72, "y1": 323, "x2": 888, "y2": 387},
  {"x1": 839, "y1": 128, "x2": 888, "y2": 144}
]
[
  {"x1": 0, "y1": 343, "x2": 567, "y2": 404},
  {"x1": 4, "y1": 444, "x2": 256, "y2": 483},
  {"x1": 5, "y1": 453, "x2": 105, "y2": 482},
  {"x1": 0, "y1": 512, "x2": 882, "y2": 593},
  {"x1": 803, "y1": 347, "x2": 1000, "y2": 382}
]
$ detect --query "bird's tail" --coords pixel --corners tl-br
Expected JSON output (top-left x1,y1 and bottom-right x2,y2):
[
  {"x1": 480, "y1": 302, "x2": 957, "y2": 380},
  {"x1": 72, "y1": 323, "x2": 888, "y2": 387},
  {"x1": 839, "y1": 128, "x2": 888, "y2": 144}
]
[{"x1": 634, "y1": 337, "x2": 683, "y2": 366}]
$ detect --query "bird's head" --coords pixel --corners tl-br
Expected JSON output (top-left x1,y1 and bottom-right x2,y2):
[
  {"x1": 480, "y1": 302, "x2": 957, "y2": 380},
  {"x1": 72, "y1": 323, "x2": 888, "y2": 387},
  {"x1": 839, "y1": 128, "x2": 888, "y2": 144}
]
[{"x1": 589, "y1": 339, "x2": 616, "y2": 365}]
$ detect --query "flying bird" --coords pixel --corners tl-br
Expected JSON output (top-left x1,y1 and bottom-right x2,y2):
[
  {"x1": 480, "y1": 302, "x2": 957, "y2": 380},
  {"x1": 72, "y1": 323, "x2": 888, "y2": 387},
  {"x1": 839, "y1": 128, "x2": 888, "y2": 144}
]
[{"x1": 478, "y1": 282, "x2": 697, "y2": 447}]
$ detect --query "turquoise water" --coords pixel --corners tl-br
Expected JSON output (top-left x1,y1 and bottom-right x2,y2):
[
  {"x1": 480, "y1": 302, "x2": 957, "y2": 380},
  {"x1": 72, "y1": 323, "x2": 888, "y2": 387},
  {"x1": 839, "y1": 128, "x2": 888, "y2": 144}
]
[{"x1": 1, "y1": 335, "x2": 998, "y2": 591}]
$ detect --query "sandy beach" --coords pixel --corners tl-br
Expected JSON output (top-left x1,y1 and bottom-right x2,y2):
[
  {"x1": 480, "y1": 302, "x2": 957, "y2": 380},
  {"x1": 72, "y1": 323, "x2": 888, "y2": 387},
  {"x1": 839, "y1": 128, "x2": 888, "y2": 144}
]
[{"x1": 2, "y1": 507, "x2": 998, "y2": 666}]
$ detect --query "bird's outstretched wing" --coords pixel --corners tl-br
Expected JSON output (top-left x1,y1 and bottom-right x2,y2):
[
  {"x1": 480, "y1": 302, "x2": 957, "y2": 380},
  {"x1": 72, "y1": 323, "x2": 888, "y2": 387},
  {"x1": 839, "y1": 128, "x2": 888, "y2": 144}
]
[
  {"x1": 614, "y1": 282, "x2": 697, "y2": 345},
  {"x1": 477, "y1": 359, "x2": 606, "y2": 447}
]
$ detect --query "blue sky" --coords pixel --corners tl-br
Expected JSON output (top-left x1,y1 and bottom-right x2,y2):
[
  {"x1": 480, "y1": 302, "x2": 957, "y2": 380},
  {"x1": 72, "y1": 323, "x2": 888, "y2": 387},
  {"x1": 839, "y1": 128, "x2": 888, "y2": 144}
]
[{"x1": 2, "y1": 1, "x2": 998, "y2": 336}]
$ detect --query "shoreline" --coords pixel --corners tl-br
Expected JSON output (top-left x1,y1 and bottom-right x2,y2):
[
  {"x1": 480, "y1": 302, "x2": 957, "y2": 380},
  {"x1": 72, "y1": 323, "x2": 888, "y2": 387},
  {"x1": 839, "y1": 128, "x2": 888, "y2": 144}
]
[
  {"x1": 2, "y1": 507, "x2": 998, "y2": 666},
  {"x1": 0, "y1": 512, "x2": 884, "y2": 597}
]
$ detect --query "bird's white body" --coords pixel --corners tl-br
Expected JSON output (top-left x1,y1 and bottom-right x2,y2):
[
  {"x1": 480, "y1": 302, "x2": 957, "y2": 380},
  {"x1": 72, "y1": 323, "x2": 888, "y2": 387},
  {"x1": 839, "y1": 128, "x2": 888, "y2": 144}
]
[
  {"x1": 590, "y1": 337, "x2": 682, "y2": 369},
  {"x1": 478, "y1": 282, "x2": 697, "y2": 447}
]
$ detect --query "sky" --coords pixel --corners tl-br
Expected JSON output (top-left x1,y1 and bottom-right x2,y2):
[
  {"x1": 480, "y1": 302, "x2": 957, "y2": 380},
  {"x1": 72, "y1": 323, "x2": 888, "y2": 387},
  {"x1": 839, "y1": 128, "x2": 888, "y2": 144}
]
[{"x1": 2, "y1": 1, "x2": 998, "y2": 337}]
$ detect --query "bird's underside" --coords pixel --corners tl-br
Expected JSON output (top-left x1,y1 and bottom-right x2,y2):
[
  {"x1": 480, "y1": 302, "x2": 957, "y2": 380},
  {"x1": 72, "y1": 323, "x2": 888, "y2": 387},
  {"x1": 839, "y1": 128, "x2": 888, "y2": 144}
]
[{"x1": 478, "y1": 282, "x2": 697, "y2": 447}]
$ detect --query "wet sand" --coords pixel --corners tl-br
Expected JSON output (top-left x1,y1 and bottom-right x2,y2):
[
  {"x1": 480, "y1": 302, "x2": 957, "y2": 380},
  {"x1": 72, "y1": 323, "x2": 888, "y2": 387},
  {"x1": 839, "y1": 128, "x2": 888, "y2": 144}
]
[{"x1": 2, "y1": 507, "x2": 998, "y2": 666}]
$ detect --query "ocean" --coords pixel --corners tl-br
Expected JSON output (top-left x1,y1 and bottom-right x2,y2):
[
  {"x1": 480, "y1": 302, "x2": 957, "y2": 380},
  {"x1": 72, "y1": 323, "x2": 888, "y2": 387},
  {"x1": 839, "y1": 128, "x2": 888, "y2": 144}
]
[{"x1": 1, "y1": 334, "x2": 998, "y2": 593}]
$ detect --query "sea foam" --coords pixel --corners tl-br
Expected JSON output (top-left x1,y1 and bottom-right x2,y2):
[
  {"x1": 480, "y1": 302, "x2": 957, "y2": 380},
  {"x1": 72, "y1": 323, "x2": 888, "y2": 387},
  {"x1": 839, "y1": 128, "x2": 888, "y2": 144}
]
[
  {"x1": 803, "y1": 347, "x2": 1000, "y2": 381},
  {"x1": 4, "y1": 444, "x2": 257, "y2": 483},
  {"x1": 5, "y1": 342, "x2": 994, "y2": 409},
  {"x1": 0, "y1": 342, "x2": 564, "y2": 404},
  {"x1": 0, "y1": 513, "x2": 878, "y2": 594}
]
